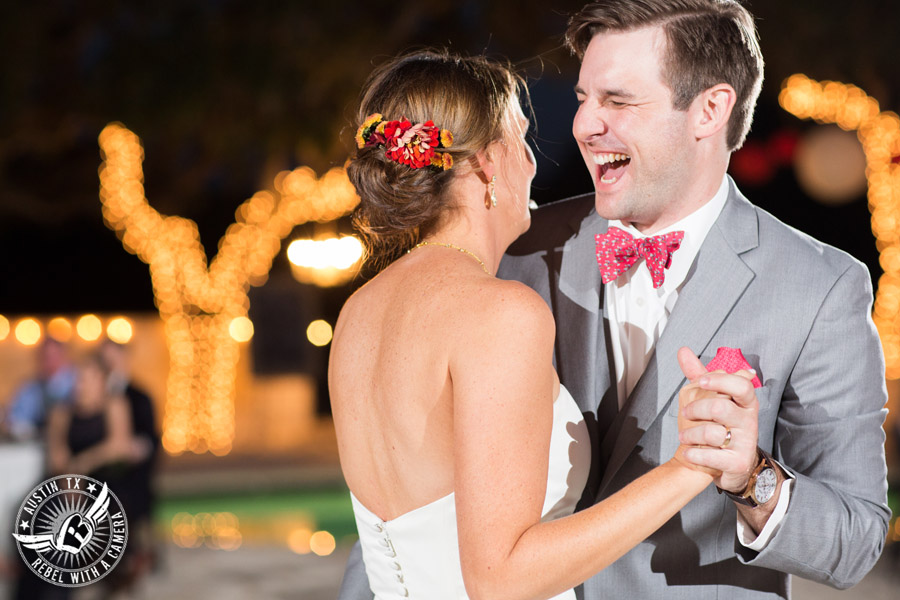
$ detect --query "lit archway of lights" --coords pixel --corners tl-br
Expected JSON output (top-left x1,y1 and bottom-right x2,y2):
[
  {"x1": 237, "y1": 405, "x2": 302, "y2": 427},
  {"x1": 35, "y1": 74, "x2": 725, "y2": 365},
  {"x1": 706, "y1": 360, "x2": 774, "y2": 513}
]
[
  {"x1": 98, "y1": 123, "x2": 359, "y2": 455},
  {"x1": 780, "y1": 75, "x2": 900, "y2": 378}
]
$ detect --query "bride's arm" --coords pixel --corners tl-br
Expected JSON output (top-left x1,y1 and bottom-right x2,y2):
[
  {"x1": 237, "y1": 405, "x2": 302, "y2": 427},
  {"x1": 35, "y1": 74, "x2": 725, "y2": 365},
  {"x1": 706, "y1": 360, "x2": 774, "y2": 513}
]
[{"x1": 451, "y1": 282, "x2": 714, "y2": 600}]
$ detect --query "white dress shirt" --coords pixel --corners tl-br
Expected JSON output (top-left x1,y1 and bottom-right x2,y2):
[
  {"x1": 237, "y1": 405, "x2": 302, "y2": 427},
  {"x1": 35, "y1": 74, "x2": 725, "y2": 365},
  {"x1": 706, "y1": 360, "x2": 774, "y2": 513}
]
[{"x1": 603, "y1": 175, "x2": 792, "y2": 550}]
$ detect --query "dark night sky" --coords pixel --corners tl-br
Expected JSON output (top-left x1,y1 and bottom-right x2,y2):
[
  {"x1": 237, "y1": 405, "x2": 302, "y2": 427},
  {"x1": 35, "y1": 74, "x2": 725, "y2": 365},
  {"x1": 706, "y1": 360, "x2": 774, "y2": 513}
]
[{"x1": 1, "y1": 0, "x2": 898, "y2": 315}]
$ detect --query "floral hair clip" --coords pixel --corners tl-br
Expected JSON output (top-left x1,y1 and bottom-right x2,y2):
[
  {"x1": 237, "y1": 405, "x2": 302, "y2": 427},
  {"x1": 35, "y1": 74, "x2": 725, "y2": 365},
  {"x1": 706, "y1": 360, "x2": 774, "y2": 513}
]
[{"x1": 356, "y1": 113, "x2": 454, "y2": 170}]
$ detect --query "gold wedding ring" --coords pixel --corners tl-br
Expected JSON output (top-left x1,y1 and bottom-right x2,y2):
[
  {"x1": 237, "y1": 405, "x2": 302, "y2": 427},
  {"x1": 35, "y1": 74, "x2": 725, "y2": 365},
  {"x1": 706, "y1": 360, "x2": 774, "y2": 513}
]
[{"x1": 721, "y1": 428, "x2": 732, "y2": 449}]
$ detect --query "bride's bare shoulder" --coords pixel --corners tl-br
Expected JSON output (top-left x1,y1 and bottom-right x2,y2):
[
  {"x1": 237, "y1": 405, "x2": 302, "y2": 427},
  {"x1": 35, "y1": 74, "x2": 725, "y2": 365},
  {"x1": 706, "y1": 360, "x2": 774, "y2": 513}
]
[{"x1": 463, "y1": 277, "x2": 556, "y2": 340}]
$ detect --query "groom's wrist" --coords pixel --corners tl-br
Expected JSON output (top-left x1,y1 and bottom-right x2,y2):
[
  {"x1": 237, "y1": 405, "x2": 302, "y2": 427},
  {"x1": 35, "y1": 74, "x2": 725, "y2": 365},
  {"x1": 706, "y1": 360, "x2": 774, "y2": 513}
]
[{"x1": 716, "y1": 448, "x2": 780, "y2": 507}]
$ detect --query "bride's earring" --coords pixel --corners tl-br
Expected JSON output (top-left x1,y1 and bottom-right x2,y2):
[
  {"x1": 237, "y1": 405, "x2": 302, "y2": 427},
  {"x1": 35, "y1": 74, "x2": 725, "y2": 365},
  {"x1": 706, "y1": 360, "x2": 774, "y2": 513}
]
[{"x1": 489, "y1": 175, "x2": 497, "y2": 208}]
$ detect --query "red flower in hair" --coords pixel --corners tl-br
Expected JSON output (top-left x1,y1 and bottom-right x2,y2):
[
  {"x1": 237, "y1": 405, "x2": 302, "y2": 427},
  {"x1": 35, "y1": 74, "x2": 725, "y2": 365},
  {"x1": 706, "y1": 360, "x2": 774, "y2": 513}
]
[{"x1": 383, "y1": 119, "x2": 440, "y2": 169}]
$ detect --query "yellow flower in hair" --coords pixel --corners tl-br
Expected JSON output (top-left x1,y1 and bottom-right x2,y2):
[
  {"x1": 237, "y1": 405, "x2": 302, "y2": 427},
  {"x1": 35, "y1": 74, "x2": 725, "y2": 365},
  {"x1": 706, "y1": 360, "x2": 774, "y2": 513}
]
[
  {"x1": 441, "y1": 153, "x2": 453, "y2": 170},
  {"x1": 430, "y1": 154, "x2": 443, "y2": 168},
  {"x1": 356, "y1": 113, "x2": 384, "y2": 149},
  {"x1": 440, "y1": 128, "x2": 454, "y2": 148}
]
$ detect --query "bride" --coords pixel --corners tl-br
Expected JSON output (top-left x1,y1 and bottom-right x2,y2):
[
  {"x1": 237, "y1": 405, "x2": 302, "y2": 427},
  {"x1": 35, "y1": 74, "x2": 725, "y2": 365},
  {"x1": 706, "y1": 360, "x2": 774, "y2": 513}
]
[{"x1": 330, "y1": 50, "x2": 751, "y2": 599}]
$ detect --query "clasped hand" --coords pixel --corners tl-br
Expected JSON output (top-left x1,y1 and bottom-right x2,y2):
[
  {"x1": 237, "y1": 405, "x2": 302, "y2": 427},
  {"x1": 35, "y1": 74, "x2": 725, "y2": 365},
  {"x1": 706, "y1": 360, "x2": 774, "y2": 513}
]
[{"x1": 674, "y1": 347, "x2": 760, "y2": 493}]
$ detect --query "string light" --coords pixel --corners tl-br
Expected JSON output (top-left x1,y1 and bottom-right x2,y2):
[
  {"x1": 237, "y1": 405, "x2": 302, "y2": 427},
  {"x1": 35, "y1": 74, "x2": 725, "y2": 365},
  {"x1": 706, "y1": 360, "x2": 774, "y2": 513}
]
[
  {"x1": 0, "y1": 315, "x2": 11, "y2": 341},
  {"x1": 98, "y1": 123, "x2": 360, "y2": 455},
  {"x1": 106, "y1": 317, "x2": 134, "y2": 344},
  {"x1": 14, "y1": 318, "x2": 42, "y2": 346},
  {"x1": 76, "y1": 314, "x2": 104, "y2": 342},
  {"x1": 306, "y1": 319, "x2": 334, "y2": 347},
  {"x1": 47, "y1": 317, "x2": 73, "y2": 342},
  {"x1": 780, "y1": 75, "x2": 900, "y2": 377},
  {"x1": 287, "y1": 236, "x2": 363, "y2": 287},
  {"x1": 228, "y1": 316, "x2": 254, "y2": 343}
]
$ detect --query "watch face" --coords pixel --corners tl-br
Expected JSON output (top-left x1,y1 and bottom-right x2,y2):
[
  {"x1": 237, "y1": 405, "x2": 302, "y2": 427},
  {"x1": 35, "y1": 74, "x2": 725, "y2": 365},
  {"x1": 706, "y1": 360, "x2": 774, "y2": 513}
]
[{"x1": 754, "y1": 468, "x2": 778, "y2": 504}]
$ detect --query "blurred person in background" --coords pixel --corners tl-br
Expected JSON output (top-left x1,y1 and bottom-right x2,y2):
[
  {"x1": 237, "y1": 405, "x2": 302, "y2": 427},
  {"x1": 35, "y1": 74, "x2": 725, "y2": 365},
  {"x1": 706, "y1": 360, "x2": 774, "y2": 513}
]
[
  {"x1": 100, "y1": 338, "x2": 161, "y2": 578},
  {"x1": 0, "y1": 338, "x2": 75, "y2": 441},
  {"x1": 43, "y1": 352, "x2": 150, "y2": 596},
  {"x1": 0, "y1": 338, "x2": 74, "y2": 597},
  {"x1": 45, "y1": 352, "x2": 141, "y2": 478}
]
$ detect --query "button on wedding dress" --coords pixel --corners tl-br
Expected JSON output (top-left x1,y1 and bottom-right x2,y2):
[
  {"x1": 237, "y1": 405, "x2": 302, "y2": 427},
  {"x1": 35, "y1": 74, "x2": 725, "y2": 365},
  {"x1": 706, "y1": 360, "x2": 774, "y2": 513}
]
[{"x1": 350, "y1": 385, "x2": 591, "y2": 599}]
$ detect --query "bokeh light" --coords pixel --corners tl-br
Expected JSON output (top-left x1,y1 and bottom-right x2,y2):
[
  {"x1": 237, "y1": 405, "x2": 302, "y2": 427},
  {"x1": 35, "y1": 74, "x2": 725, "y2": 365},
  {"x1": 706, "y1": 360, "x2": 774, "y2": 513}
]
[
  {"x1": 170, "y1": 512, "x2": 242, "y2": 551},
  {"x1": 106, "y1": 317, "x2": 134, "y2": 344},
  {"x1": 287, "y1": 528, "x2": 313, "y2": 554},
  {"x1": 228, "y1": 316, "x2": 254, "y2": 343},
  {"x1": 306, "y1": 319, "x2": 333, "y2": 347},
  {"x1": 99, "y1": 123, "x2": 359, "y2": 455},
  {"x1": 780, "y1": 74, "x2": 900, "y2": 378},
  {"x1": 76, "y1": 314, "x2": 103, "y2": 341},
  {"x1": 0, "y1": 315, "x2": 9, "y2": 341},
  {"x1": 15, "y1": 318, "x2": 42, "y2": 346},
  {"x1": 288, "y1": 236, "x2": 363, "y2": 287},
  {"x1": 309, "y1": 530, "x2": 336, "y2": 556},
  {"x1": 47, "y1": 317, "x2": 73, "y2": 342},
  {"x1": 287, "y1": 236, "x2": 363, "y2": 269}
]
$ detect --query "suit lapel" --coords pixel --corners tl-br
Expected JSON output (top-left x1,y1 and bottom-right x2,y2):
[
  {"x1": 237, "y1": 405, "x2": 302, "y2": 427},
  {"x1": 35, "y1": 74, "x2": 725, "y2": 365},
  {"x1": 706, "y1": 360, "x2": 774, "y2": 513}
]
[
  {"x1": 554, "y1": 209, "x2": 610, "y2": 415},
  {"x1": 598, "y1": 183, "x2": 760, "y2": 493}
]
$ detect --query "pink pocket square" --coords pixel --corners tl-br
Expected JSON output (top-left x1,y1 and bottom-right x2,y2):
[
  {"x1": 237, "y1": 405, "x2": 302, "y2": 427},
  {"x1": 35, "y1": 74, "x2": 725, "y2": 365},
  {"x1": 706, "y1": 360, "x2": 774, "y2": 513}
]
[{"x1": 705, "y1": 347, "x2": 762, "y2": 388}]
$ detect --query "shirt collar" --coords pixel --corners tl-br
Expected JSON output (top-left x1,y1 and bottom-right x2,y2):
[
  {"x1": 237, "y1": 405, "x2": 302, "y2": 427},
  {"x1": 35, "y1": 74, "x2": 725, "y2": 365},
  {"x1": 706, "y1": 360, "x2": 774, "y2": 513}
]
[{"x1": 608, "y1": 175, "x2": 730, "y2": 293}]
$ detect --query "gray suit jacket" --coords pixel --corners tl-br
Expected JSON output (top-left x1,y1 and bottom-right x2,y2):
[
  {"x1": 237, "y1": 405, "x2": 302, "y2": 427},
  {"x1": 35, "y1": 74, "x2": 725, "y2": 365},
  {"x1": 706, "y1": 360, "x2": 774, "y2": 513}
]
[{"x1": 338, "y1": 179, "x2": 890, "y2": 599}]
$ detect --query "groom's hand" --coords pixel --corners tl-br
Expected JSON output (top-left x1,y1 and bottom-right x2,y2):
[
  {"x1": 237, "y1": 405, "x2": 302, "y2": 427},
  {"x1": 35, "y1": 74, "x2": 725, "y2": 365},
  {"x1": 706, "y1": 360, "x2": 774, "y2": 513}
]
[{"x1": 676, "y1": 347, "x2": 760, "y2": 493}]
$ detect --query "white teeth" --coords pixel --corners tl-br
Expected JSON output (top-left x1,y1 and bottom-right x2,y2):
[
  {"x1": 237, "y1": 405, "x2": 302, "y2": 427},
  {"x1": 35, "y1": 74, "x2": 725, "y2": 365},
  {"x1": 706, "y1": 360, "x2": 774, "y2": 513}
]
[
  {"x1": 591, "y1": 152, "x2": 631, "y2": 165},
  {"x1": 600, "y1": 175, "x2": 618, "y2": 184}
]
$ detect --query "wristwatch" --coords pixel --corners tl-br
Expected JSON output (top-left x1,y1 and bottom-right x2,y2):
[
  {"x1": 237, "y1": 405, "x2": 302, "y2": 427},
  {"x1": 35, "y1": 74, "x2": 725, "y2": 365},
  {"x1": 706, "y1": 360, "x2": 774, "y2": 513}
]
[{"x1": 719, "y1": 448, "x2": 778, "y2": 507}]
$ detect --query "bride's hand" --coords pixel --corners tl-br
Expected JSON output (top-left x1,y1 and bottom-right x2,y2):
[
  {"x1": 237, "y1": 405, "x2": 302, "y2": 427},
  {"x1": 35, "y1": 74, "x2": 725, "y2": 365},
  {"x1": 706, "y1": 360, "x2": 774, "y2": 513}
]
[
  {"x1": 674, "y1": 375, "x2": 723, "y2": 477},
  {"x1": 674, "y1": 347, "x2": 760, "y2": 490}
]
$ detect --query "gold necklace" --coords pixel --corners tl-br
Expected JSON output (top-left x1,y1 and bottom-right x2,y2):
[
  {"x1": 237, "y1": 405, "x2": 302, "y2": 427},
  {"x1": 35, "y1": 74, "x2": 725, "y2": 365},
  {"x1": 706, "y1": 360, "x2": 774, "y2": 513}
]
[{"x1": 408, "y1": 241, "x2": 490, "y2": 275}]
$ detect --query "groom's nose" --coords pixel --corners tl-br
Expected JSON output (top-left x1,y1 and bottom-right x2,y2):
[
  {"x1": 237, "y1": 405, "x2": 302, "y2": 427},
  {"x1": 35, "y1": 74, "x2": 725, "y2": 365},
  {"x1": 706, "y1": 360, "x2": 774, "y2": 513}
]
[{"x1": 572, "y1": 101, "x2": 610, "y2": 143}]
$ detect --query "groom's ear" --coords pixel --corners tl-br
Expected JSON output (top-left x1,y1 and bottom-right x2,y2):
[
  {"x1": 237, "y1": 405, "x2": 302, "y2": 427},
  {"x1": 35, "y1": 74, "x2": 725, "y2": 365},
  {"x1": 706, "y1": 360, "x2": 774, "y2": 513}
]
[{"x1": 692, "y1": 83, "x2": 736, "y2": 141}]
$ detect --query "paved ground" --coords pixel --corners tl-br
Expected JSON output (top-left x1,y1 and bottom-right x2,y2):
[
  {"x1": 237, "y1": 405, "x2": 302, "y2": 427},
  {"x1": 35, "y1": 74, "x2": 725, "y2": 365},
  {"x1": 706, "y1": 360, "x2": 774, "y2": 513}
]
[{"x1": 3, "y1": 540, "x2": 889, "y2": 600}]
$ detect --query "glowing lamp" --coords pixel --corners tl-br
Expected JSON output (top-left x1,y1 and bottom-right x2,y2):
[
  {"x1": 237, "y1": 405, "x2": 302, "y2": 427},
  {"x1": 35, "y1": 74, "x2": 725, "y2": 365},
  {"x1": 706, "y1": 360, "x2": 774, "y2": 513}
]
[
  {"x1": 0, "y1": 315, "x2": 9, "y2": 341},
  {"x1": 288, "y1": 236, "x2": 363, "y2": 287},
  {"x1": 306, "y1": 319, "x2": 333, "y2": 347},
  {"x1": 106, "y1": 317, "x2": 134, "y2": 344},
  {"x1": 228, "y1": 316, "x2": 254, "y2": 343},
  {"x1": 15, "y1": 318, "x2": 41, "y2": 346},
  {"x1": 47, "y1": 317, "x2": 73, "y2": 342},
  {"x1": 76, "y1": 314, "x2": 103, "y2": 341},
  {"x1": 309, "y1": 530, "x2": 336, "y2": 556}
]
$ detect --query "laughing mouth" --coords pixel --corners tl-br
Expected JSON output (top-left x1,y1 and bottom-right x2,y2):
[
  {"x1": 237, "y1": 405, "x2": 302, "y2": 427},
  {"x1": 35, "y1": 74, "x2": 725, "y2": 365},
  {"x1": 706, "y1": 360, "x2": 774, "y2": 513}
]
[{"x1": 591, "y1": 152, "x2": 631, "y2": 184}]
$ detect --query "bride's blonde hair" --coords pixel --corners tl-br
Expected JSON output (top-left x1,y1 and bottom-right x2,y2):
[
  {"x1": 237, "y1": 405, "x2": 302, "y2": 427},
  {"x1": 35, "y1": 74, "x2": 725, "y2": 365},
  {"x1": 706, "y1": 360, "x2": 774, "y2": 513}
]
[{"x1": 348, "y1": 50, "x2": 524, "y2": 270}]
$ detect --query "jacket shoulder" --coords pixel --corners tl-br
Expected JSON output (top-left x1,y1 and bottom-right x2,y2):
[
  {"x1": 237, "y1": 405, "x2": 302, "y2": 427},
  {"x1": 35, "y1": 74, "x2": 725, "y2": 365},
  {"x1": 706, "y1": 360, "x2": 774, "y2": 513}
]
[
  {"x1": 753, "y1": 204, "x2": 867, "y2": 280},
  {"x1": 505, "y1": 193, "x2": 596, "y2": 257}
]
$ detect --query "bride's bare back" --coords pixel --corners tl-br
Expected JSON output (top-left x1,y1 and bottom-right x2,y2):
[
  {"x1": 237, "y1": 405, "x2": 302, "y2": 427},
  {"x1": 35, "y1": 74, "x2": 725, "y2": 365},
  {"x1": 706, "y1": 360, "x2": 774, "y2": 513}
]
[{"x1": 330, "y1": 250, "x2": 555, "y2": 521}]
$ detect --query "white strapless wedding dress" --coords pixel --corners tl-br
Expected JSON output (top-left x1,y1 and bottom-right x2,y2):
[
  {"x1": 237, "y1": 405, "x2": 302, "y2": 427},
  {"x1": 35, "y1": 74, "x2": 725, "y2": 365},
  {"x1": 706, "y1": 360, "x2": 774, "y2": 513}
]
[{"x1": 350, "y1": 385, "x2": 591, "y2": 599}]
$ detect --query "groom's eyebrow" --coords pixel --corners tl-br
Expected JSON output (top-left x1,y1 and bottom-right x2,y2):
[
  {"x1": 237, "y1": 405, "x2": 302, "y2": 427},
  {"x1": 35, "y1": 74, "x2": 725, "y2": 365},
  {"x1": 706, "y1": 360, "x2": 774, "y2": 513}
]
[{"x1": 573, "y1": 85, "x2": 636, "y2": 100}]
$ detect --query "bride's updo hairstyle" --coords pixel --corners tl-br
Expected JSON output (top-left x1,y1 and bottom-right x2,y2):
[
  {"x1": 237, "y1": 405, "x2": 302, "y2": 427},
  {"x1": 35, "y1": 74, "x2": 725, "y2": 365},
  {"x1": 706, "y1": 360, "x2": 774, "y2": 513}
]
[{"x1": 348, "y1": 50, "x2": 523, "y2": 269}]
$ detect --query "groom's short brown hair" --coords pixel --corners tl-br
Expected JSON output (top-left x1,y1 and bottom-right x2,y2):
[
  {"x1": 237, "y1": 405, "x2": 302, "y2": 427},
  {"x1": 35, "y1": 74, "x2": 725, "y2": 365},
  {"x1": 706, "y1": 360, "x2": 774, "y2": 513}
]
[{"x1": 566, "y1": 0, "x2": 763, "y2": 151}]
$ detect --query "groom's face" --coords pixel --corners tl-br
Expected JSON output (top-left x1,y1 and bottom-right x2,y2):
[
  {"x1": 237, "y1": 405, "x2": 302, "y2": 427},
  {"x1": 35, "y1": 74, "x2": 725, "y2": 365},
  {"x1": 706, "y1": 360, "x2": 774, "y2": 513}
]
[{"x1": 573, "y1": 25, "x2": 697, "y2": 234}]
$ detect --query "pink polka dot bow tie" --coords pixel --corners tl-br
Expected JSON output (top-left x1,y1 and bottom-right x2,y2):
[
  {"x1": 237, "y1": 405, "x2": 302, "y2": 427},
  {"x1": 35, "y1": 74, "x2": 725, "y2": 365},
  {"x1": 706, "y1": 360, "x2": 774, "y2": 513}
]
[{"x1": 595, "y1": 226, "x2": 685, "y2": 289}]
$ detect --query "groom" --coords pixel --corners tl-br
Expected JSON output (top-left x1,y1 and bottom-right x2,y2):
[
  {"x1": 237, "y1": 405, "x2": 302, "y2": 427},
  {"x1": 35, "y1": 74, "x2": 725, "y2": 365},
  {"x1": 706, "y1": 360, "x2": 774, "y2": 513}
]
[
  {"x1": 338, "y1": 1, "x2": 890, "y2": 597},
  {"x1": 498, "y1": 0, "x2": 890, "y2": 598}
]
